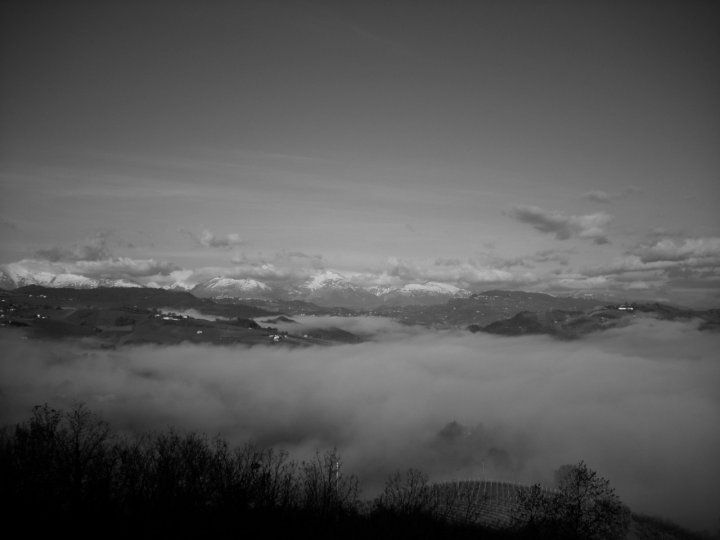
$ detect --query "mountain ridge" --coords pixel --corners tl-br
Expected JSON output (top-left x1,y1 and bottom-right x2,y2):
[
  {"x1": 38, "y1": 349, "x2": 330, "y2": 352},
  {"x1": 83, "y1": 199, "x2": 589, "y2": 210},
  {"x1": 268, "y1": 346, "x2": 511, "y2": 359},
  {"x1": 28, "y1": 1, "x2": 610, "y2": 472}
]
[{"x1": 0, "y1": 265, "x2": 620, "y2": 309}]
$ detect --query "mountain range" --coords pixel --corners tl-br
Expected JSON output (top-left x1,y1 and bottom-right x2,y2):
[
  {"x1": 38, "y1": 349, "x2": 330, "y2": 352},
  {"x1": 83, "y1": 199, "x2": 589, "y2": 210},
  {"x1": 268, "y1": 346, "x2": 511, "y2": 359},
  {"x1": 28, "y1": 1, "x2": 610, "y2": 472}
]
[
  {"x1": 0, "y1": 265, "x2": 143, "y2": 291},
  {"x1": 1, "y1": 266, "x2": 531, "y2": 309}
]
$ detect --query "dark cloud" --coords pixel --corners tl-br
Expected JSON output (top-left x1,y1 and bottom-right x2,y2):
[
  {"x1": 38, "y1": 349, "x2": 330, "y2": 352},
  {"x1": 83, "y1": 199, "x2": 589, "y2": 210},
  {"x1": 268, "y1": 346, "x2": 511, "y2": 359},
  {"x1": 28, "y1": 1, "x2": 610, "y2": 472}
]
[
  {"x1": 0, "y1": 218, "x2": 19, "y2": 231},
  {"x1": 581, "y1": 187, "x2": 642, "y2": 204},
  {"x1": 35, "y1": 234, "x2": 113, "y2": 262},
  {"x1": 581, "y1": 190, "x2": 611, "y2": 203},
  {"x1": 1, "y1": 319, "x2": 717, "y2": 530},
  {"x1": 507, "y1": 205, "x2": 612, "y2": 244},
  {"x1": 531, "y1": 249, "x2": 571, "y2": 266},
  {"x1": 181, "y1": 228, "x2": 244, "y2": 249},
  {"x1": 72, "y1": 257, "x2": 179, "y2": 278}
]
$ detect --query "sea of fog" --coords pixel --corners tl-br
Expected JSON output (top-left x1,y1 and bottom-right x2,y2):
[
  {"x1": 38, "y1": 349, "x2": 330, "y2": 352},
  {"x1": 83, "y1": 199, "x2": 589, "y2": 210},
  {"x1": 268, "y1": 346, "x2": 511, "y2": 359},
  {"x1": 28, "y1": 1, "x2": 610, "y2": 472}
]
[{"x1": 1, "y1": 316, "x2": 718, "y2": 531}]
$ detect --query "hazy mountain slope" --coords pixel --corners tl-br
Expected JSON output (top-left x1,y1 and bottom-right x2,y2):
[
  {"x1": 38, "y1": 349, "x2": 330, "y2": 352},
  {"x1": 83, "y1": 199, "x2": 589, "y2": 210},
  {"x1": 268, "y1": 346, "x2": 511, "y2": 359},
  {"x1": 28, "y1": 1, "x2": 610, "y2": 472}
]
[
  {"x1": 373, "y1": 290, "x2": 604, "y2": 328},
  {"x1": 12, "y1": 285, "x2": 272, "y2": 318}
]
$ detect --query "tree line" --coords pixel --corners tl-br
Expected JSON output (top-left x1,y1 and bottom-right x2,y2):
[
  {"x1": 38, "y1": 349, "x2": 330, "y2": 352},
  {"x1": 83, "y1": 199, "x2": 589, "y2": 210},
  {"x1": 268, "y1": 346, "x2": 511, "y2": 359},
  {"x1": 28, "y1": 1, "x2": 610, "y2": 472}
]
[{"x1": 0, "y1": 404, "x2": 673, "y2": 539}]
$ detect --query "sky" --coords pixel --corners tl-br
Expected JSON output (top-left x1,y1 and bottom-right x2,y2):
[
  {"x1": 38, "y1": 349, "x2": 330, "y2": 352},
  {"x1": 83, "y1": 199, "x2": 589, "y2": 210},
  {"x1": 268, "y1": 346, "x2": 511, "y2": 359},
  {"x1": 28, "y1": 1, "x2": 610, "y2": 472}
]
[{"x1": 1, "y1": 0, "x2": 719, "y2": 306}]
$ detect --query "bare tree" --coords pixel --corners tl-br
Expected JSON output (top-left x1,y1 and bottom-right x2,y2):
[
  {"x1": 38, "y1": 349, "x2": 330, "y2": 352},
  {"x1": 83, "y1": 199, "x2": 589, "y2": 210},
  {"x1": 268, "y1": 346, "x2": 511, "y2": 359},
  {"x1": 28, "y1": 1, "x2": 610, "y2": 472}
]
[
  {"x1": 378, "y1": 468, "x2": 439, "y2": 516},
  {"x1": 513, "y1": 461, "x2": 631, "y2": 539},
  {"x1": 300, "y1": 448, "x2": 359, "y2": 517}
]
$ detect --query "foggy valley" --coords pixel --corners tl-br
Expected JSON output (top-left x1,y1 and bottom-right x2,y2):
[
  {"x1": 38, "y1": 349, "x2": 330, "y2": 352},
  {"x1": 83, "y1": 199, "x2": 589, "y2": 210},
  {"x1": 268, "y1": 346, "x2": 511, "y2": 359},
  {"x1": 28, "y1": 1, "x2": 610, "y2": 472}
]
[
  {"x1": 2, "y1": 1, "x2": 719, "y2": 537},
  {"x1": 2, "y1": 315, "x2": 718, "y2": 531}
]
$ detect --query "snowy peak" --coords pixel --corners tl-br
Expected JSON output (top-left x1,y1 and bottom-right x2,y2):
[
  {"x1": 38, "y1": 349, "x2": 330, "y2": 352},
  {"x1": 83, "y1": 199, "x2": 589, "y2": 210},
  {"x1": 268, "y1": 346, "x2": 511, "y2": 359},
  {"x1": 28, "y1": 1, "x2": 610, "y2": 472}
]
[
  {"x1": 1, "y1": 264, "x2": 54, "y2": 288},
  {"x1": 205, "y1": 277, "x2": 269, "y2": 292},
  {"x1": 51, "y1": 273, "x2": 99, "y2": 288},
  {"x1": 99, "y1": 279, "x2": 143, "y2": 288},
  {"x1": 0, "y1": 264, "x2": 143, "y2": 290},
  {"x1": 397, "y1": 282, "x2": 463, "y2": 296},
  {"x1": 1, "y1": 264, "x2": 469, "y2": 308},
  {"x1": 304, "y1": 270, "x2": 351, "y2": 291},
  {"x1": 191, "y1": 277, "x2": 272, "y2": 299}
]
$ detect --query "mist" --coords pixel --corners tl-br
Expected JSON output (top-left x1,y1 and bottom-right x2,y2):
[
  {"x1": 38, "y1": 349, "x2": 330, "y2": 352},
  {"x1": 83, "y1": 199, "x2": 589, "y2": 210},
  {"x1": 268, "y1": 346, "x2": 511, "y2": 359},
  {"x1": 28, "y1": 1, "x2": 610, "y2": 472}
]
[
  {"x1": 261, "y1": 315, "x2": 430, "y2": 341},
  {"x1": 1, "y1": 318, "x2": 718, "y2": 531}
]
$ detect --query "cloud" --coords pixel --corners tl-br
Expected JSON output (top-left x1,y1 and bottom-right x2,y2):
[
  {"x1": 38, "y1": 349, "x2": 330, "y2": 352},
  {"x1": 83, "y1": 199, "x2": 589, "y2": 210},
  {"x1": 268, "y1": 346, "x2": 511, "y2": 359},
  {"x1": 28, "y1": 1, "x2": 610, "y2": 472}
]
[
  {"x1": 581, "y1": 187, "x2": 642, "y2": 204},
  {"x1": 585, "y1": 237, "x2": 720, "y2": 281},
  {"x1": 5, "y1": 233, "x2": 178, "y2": 285},
  {"x1": 581, "y1": 190, "x2": 611, "y2": 203},
  {"x1": 547, "y1": 236, "x2": 720, "y2": 306},
  {"x1": 531, "y1": 249, "x2": 571, "y2": 266},
  {"x1": 636, "y1": 237, "x2": 720, "y2": 263},
  {"x1": 71, "y1": 257, "x2": 179, "y2": 279},
  {"x1": 231, "y1": 250, "x2": 325, "y2": 270},
  {"x1": 35, "y1": 233, "x2": 113, "y2": 262},
  {"x1": 182, "y1": 228, "x2": 244, "y2": 249},
  {"x1": 508, "y1": 205, "x2": 612, "y2": 244},
  {"x1": 0, "y1": 218, "x2": 19, "y2": 231},
  {"x1": 199, "y1": 229, "x2": 243, "y2": 248},
  {"x1": 383, "y1": 257, "x2": 537, "y2": 287},
  {"x1": 0, "y1": 319, "x2": 718, "y2": 530},
  {"x1": 3, "y1": 257, "x2": 179, "y2": 286}
]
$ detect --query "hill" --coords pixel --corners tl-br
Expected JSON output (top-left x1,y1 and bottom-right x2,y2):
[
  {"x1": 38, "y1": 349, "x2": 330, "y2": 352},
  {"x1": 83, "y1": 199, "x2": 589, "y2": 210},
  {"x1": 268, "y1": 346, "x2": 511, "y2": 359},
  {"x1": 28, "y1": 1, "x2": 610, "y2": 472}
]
[
  {"x1": 430, "y1": 480, "x2": 707, "y2": 540},
  {"x1": 474, "y1": 303, "x2": 720, "y2": 339},
  {"x1": 13, "y1": 285, "x2": 270, "y2": 318},
  {"x1": 0, "y1": 286, "x2": 361, "y2": 347},
  {"x1": 372, "y1": 290, "x2": 604, "y2": 328}
]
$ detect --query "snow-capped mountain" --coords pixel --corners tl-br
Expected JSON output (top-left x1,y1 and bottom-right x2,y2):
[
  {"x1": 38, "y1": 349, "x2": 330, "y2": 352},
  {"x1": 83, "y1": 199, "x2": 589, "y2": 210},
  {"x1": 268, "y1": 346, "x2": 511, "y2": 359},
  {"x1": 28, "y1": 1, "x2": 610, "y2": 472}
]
[
  {"x1": 1, "y1": 265, "x2": 470, "y2": 308},
  {"x1": 375, "y1": 281, "x2": 470, "y2": 306},
  {"x1": 51, "y1": 273, "x2": 100, "y2": 288},
  {"x1": 0, "y1": 265, "x2": 142, "y2": 289},
  {"x1": 182, "y1": 270, "x2": 471, "y2": 308},
  {"x1": 191, "y1": 277, "x2": 273, "y2": 299},
  {"x1": 289, "y1": 270, "x2": 377, "y2": 308},
  {"x1": 304, "y1": 270, "x2": 351, "y2": 291},
  {"x1": 1, "y1": 264, "x2": 56, "y2": 288},
  {"x1": 398, "y1": 282, "x2": 464, "y2": 296}
]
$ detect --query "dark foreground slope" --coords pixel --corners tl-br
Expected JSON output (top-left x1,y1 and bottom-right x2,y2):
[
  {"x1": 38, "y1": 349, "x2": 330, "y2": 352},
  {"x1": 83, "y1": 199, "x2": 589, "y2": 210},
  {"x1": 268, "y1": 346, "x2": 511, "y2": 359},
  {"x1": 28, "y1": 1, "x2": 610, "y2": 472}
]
[{"x1": 1, "y1": 405, "x2": 712, "y2": 540}]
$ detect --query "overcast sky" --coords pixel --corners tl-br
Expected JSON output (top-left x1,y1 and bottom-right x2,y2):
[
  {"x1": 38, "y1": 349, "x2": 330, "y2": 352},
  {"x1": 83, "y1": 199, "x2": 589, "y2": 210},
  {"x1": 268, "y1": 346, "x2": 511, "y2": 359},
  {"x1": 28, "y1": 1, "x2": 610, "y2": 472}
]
[{"x1": 1, "y1": 1, "x2": 719, "y2": 305}]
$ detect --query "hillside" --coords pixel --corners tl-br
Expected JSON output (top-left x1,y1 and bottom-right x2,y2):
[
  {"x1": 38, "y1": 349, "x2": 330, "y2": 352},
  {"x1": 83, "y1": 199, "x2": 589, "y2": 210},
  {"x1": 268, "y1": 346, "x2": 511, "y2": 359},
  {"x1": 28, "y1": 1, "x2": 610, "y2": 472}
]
[
  {"x1": 0, "y1": 286, "x2": 361, "y2": 347},
  {"x1": 430, "y1": 480, "x2": 707, "y2": 540},
  {"x1": 12, "y1": 285, "x2": 271, "y2": 318},
  {"x1": 475, "y1": 304, "x2": 720, "y2": 339},
  {"x1": 373, "y1": 290, "x2": 604, "y2": 328},
  {"x1": 2, "y1": 403, "x2": 709, "y2": 540}
]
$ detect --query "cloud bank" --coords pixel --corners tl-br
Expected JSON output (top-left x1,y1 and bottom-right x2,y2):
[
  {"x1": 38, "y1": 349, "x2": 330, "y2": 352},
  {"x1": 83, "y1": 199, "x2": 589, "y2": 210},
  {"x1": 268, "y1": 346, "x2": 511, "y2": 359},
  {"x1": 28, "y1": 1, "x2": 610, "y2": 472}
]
[
  {"x1": 571, "y1": 236, "x2": 720, "y2": 305},
  {"x1": 1, "y1": 319, "x2": 718, "y2": 531},
  {"x1": 4, "y1": 229, "x2": 718, "y2": 307}
]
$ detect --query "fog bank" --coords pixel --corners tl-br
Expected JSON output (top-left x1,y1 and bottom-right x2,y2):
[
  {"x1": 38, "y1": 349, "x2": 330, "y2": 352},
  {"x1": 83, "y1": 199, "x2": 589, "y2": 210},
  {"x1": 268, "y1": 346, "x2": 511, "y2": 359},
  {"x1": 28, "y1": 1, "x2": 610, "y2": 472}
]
[
  {"x1": 262, "y1": 315, "x2": 431, "y2": 341},
  {"x1": 1, "y1": 318, "x2": 718, "y2": 530}
]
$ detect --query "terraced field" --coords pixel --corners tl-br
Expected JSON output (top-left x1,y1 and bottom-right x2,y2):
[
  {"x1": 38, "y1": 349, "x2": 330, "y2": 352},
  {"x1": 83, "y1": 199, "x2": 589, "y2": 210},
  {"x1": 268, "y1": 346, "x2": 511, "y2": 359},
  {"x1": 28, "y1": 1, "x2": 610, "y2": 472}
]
[{"x1": 431, "y1": 480, "x2": 556, "y2": 529}]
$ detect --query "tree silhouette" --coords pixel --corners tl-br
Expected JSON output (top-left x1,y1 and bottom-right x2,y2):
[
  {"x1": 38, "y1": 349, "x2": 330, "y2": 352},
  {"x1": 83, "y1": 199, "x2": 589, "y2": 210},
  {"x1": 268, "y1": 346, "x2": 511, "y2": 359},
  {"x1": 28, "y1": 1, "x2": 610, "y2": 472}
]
[{"x1": 513, "y1": 461, "x2": 630, "y2": 539}]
